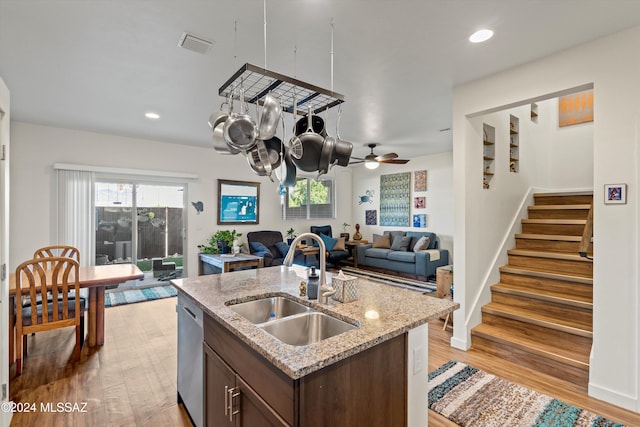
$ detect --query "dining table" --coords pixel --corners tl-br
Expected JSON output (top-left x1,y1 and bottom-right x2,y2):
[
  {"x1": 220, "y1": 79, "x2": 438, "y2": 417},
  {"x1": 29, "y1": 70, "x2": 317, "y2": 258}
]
[{"x1": 8, "y1": 263, "x2": 144, "y2": 364}]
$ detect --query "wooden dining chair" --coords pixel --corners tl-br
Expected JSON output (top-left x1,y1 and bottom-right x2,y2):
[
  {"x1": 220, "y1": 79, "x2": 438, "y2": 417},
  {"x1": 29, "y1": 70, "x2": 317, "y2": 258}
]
[
  {"x1": 33, "y1": 245, "x2": 80, "y2": 265},
  {"x1": 14, "y1": 257, "x2": 85, "y2": 375}
]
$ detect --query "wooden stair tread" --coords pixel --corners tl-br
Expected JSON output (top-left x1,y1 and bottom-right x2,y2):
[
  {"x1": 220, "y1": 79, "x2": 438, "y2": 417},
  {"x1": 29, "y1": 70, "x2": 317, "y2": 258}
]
[
  {"x1": 491, "y1": 282, "x2": 592, "y2": 308},
  {"x1": 528, "y1": 204, "x2": 591, "y2": 210},
  {"x1": 515, "y1": 233, "x2": 592, "y2": 242},
  {"x1": 472, "y1": 323, "x2": 590, "y2": 369},
  {"x1": 507, "y1": 248, "x2": 593, "y2": 262},
  {"x1": 522, "y1": 219, "x2": 586, "y2": 225},
  {"x1": 499, "y1": 266, "x2": 593, "y2": 284},
  {"x1": 533, "y1": 191, "x2": 593, "y2": 197},
  {"x1": 482, "y1": 302, "x2": 592, "y2": 337}
]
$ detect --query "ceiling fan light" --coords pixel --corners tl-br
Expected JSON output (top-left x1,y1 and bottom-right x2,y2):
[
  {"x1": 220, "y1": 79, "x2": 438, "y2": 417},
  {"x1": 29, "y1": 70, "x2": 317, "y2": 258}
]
[{"x1": 365, "y1": 160, "x2": 379, "y2": 170}]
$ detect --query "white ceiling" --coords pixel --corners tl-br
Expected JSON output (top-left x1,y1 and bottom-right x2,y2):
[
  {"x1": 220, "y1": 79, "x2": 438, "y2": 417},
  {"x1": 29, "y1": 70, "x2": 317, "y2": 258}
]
[{"x1": 1, "y1": 1, "x2": 640, "y2": 160}]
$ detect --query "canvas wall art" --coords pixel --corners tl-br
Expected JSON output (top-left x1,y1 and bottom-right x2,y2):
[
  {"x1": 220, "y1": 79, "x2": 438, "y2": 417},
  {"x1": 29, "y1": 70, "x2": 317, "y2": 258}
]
[
  {"x1": 380, "y1": 172, "x2": 411, "y2": 226},
  {"x1": 413, "y1": 214, "x2": 427, "y2": 228},
  {"x1": 365, "y1": 210, "x2": 377, "y2": 225},
  {"x1": 559, "y1": 89, "x2": 594, "y2": 127},
  {"x1": 414, "y1": 170, "x2": 427, "y2": 192},
  {"x1": 414, "y1": 197, "x2": 426, "y2": 209}
]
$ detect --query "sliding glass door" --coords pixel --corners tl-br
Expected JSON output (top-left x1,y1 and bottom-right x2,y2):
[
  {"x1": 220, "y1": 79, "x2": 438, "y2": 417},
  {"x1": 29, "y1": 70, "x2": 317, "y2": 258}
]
[{"x1": 95, "y1": 181, "x2": 185, "y2": 281}]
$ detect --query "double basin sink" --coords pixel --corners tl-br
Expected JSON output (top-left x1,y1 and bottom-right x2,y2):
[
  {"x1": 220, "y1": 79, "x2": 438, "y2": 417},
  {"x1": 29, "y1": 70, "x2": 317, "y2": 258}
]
[{"x1": 227, "y1": 296, "x2": 357, "y2": 346}]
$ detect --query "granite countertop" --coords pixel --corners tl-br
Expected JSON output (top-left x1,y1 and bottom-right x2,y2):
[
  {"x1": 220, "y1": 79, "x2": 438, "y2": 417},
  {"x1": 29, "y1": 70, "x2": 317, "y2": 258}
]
[{"x1": 171, "y1": 265, "x2": 458, "y2": 379}]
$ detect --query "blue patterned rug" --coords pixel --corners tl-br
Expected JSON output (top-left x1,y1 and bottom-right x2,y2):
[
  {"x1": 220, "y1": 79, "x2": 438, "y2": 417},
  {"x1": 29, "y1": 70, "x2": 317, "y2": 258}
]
[
  {"x1": 429, "y1": 360, "x2": 624, "y2": 426},
  {"x1": 105, "y1": 285, "x2": 177, "y2": 307}
]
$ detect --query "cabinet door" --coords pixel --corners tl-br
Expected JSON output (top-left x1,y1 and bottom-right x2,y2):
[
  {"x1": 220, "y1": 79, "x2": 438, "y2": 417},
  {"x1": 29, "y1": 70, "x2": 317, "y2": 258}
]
[
  {"x1": 204, "y1": 343, "x2": 236, "y2": 427},
  {"x1": 237, "y1": 377, "x2": 289, "y2": 427}
]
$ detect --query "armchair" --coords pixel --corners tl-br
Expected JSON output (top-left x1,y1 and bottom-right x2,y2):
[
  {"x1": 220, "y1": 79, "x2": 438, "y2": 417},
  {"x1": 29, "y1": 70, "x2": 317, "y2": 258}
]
[
  {"x1": 247, "y1": 231, "x2": 305, "y2": 267},
  {"x1": 309, "y1": 225, "x2": 351, "y2": 267}
]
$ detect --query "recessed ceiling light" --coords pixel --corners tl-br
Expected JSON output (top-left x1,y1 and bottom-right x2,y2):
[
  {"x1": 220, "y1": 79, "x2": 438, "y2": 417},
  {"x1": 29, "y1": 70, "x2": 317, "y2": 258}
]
[
  {"x1": 145, "y1": 112, "x2": 160, "y2": 120},
  {"x1": 469, "y1": 29, "x2": 494, "y2": 43}
]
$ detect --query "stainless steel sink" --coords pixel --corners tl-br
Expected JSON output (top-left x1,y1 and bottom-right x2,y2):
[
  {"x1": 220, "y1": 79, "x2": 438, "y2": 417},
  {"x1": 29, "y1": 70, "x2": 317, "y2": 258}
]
[
  {"x1": 227, "y1": 296, "x2": 312, "y2": 324},
  {"x1": 259, "y1": 312, "x2": 357, "y2": 346}
]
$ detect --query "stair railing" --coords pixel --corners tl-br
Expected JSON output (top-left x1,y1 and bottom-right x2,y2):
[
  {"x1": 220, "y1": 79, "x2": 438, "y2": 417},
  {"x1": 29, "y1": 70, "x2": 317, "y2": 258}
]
[{"x1": 578, "y1": 200, "x2": 594, "y2": 260}]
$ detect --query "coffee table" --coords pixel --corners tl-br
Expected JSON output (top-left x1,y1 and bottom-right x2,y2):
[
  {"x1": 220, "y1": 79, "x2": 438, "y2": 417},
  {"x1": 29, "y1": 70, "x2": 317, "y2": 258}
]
[{"x1": 199, "y1": 253, "x2": 264, "y2": 275}]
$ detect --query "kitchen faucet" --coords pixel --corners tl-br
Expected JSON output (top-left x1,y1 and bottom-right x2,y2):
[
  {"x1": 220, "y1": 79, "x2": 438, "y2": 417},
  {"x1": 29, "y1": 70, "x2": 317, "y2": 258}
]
[{"x1": 283, "y1": 232, "x2": 335, "y2": 303}]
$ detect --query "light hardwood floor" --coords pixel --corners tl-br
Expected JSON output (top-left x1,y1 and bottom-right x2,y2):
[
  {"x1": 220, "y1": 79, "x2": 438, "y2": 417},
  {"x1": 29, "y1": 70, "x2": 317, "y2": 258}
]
[{"x1": 9, "y1": 297, "x2": 640, "y2": 426}]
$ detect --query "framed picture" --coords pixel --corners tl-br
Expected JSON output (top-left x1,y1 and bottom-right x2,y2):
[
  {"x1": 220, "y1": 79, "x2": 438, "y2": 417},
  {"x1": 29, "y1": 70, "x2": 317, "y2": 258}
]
[
  {"x1": 217, "y1": 179, "x2": 260, "y2": 224},
  {"x1": 414, "y1": 196, "x2": 426, "y2": 209},
  {"x1": 413, "y1": 214, "x2": 427, "y2": 228},
  {"x1": 414, "y1": 170, "x2": 427, "y2": 192},
  {"x1": 604, "y1": 184, "x2": 627, "y2": 204},
  {"x1": 365, "y1": 210, "x2": 377, "y2": 225}
]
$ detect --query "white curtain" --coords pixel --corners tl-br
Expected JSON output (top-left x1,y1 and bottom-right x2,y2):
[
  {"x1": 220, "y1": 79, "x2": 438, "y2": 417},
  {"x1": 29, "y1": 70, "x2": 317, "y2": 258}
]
[{"x1": 57, "y1": 169, "x2": 95, "y2": 266}]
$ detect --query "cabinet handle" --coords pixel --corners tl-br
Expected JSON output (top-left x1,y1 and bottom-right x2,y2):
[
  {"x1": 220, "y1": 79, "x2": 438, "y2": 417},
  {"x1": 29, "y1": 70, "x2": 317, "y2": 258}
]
[
  {"x1": 224, "y1": 385, "x2": 229, "y2": 416},
  {"x1": 228, "y1": 387, "x2": 240, "y2": 422}
]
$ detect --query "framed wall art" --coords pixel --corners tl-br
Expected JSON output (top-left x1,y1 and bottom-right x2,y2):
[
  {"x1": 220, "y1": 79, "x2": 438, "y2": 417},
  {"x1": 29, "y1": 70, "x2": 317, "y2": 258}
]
[
  {"x1": 365, "y1": 210, "x2": 377, "y2": 225},
  {"x1": 604, "y1": 183, "x2": 627, "y2": 204},
  {"x1": 217, "y1": 179, "x2": 260, "y2": 225},
  {"x1": 380, "y1": 172, "x2": 411, "y2": 226},
  {"x1": 413, "y1": 214, "x2": 427, "y2": 228},
  {"x1": 414, "y1": 170, "x2": 427, "y2": 192},
  {"x1": 414, "y1": 196, "x2": 426, "y2": 209}
]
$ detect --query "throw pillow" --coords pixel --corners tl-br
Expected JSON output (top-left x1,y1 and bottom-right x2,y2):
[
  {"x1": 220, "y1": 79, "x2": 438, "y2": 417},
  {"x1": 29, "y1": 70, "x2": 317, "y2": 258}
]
[
  {"x1": 372, "y1": 234, "x2": 391, "y2": 249},
  {"x1": 319, "y1": 233, "x2": 337, "y2": 251},
  {"x1": 333, "y1": 236, "x2": 346, "y2": 251},
  {"x1": 413, "y1": 236, "x2": 431, "y2": 252},
  {"x1": 250, "y1": 241, "x2": 270, "y2": 253},
  {"x1": 390, "y1": 235, "x2": 412, "y2": 251},
  {"x1": 273, "y1": 241, "x2": 292, "y2": 258},
  {"x1": 389, "y1": 231, "x2": 406, "y2": 246}
]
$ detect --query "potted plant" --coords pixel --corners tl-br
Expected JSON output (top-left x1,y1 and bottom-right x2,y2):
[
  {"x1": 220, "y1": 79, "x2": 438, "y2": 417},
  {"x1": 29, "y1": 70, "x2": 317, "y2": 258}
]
[
  {"x1": 285, "y1": 228, "x2": 296, "y2": 245},
  {"x1": 340, "y1": 223, "x2": 351, "y2": 241},
  {"x1": 198, "y1": 230, "x2": 242, "y2": 255}
]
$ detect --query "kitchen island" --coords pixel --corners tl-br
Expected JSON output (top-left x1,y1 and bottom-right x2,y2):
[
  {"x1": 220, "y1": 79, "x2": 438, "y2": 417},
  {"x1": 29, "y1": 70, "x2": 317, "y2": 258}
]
[{"x1": 172, "y1": 264, "x2": 458, "y2": 426}]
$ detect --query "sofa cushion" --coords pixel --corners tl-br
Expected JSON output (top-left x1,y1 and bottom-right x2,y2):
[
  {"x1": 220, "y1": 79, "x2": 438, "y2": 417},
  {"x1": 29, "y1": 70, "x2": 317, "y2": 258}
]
[
  {"x1": 372, "y1": 234, "x2": 391, "y2": 248},
  {"x1": 390, "y1": 235, "x2": 412, "y2": 251},
  {"x1": 407, "y1": 231, "x2": 438, "y2": 250},
  {"x1": 250, "y1": 241, "x2": 270, "y2": 253},
  {"x1": 333, "y1": 236, "x2": 346, "y2": 251},
  {"x1": 388, "y1": 231, "x2": 406, "y2": 246},
  {"x1": 365, "y1": 248, "x2": 392, "y2": 259},
  {"x1": 319, "y1": 233, "x2": 337, "y2": 251},
  {"x1": 387, "y1": 251, "x2": 416, "y2": 263},
  {"x1": 274, "y1": 241, "x2": 292, "y2": 258},
  {"x1": 412, "y1": 235, "x2": 431, "y2": 252}
]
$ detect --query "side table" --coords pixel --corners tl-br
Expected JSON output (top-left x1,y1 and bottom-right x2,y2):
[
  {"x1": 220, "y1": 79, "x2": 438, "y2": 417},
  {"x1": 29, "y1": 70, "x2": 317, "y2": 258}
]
[
  {"x1": 344, "y1": 240, "x2": 368, "y2": 268},
  {"x1": 436, "y1": 265, "x2": 454, "y2": 330}
]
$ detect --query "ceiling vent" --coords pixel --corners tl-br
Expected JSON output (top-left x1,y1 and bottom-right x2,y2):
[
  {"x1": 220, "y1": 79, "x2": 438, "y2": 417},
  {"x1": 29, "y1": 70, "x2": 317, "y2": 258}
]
[{"x1": 178, "y1": 32, "x2": 214, "y2": 54}]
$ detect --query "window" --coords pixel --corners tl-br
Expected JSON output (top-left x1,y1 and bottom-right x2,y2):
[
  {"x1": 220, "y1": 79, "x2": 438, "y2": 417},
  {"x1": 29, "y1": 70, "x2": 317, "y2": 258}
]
[{"x1": 283, "y1": 178, "x2": 335, "y2": 220}]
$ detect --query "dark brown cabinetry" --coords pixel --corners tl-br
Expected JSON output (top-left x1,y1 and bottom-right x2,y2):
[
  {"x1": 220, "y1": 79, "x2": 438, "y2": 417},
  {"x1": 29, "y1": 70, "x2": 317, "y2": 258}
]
[
  {"x1": 204, "y1": 313, "x2": 407, "y2": 427},
  {"x1": 204, "y1": 342, "x2": 287, "y2": 426}
]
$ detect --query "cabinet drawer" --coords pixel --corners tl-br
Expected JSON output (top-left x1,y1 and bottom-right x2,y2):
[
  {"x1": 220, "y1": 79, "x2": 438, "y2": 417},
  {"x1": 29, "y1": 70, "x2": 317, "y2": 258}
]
[{"x1": 204, "y1": 314, "x2": 295, "y2": 425}]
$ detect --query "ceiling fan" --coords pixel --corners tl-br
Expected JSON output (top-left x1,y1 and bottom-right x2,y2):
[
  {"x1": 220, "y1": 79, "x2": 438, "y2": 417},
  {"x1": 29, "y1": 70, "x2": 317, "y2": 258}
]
[{"x1": 349, "y1": 143, "x2": 410, "y2": 169}]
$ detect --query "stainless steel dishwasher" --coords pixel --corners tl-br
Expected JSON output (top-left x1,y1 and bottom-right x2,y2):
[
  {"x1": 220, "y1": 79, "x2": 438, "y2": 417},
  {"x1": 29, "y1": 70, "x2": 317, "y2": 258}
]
[{"x1": 177, "y1": 293, "x2": 203, "y2": 427}]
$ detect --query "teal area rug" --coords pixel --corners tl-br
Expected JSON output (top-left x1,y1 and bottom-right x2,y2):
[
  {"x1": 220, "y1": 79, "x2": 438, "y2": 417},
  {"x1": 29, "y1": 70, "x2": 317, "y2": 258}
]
[
  {"x1": 105, "y1": 285, "x2": 177, "y2": 307},
  {"x1": 429, "y1": 360, "x2": 624, "y2": 426}
]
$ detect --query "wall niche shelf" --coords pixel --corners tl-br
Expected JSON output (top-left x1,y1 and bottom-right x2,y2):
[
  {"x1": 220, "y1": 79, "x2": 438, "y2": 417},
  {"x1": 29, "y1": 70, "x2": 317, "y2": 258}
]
[
  {"x1": 509, "y1": 115, "x2": 519, "y2": 173},
  {"x1": 530, "y1": 103, "x2": 539, "y2": 123},
  {"x1": 218, "y1": 63, "x2": 345, "y2": 115},
  {"x1": 483, "y1": 123, "x2": 495, "y2": 189}
]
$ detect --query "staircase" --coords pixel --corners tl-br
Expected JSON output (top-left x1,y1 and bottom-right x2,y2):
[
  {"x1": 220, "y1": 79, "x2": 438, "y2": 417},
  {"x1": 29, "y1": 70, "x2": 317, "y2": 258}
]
[{"x1": 471, "y1": 191, "x2": 593, "y2": 387}]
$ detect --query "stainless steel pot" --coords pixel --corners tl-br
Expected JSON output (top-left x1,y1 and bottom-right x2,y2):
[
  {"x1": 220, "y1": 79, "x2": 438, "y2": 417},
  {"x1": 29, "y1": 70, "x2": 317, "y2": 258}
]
[
  {"x1": 209, "y1": 105, "x2": 240, "y2": 155},
  {"x1": 317, "y1": 135, "x2": 335, "y2": 177},
  {"x1": 291, "y1": 106, "x2": 325, "y2": 172},
  {"x1": 246, "y1": 138, "x2": 282, "y2": 178},
  {"x1": 257, "y1": 92, "x2": 281, "y2": 140},
  {"x1": 224, "y1": 88, "x2": 257, "y2": 151}
]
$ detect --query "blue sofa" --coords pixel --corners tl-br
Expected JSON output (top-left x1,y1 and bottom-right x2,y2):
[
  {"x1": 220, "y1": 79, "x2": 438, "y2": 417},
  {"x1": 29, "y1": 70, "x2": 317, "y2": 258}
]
[{"x1": 356, "y1": 231, "x2": 449, "y2": 280}]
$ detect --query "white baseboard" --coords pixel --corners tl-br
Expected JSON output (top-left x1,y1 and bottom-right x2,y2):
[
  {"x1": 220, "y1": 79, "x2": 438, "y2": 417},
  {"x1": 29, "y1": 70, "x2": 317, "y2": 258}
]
[
  {"x1": 588, "y1": 382, "x2": 639, "y2": 413},
  {"x1": 450, "y1": 336, "x2": 469, "y2": 351}
]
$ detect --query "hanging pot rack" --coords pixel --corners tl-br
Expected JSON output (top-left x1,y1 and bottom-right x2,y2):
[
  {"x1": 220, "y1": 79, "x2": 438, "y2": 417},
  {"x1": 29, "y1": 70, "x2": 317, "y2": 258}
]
[{"x1": 218, "y1": 63, "x2": 345, "y2": 114}]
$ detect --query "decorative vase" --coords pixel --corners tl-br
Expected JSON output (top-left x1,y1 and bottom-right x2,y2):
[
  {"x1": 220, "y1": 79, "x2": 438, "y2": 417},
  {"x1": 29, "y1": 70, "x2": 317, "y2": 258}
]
[
  {"x1": 218, "y1": 240, "x2": 231, "y2": 254},
  {"x1": 353, "y1": 224, "x2": 362, "y2": 241}
]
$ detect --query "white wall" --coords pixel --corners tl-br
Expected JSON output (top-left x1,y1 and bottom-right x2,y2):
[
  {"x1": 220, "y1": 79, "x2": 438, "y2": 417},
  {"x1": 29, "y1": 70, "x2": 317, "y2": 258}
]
[
  {"x1": 351, "y1": 152, "x2": 454, "y2": 257},
  {"x1": 9, "y1": 122, "x2": 353, "y2": 275},
  {"x1": 453, "y1": 26, "x2": 640, "y2": 411}
]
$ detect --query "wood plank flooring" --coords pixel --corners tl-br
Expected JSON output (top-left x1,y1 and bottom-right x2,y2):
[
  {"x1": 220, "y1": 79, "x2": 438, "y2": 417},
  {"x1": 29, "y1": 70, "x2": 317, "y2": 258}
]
[{"x1": 8, "y1": 297, "x2": 640, "y2": 426}]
